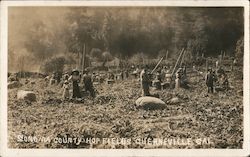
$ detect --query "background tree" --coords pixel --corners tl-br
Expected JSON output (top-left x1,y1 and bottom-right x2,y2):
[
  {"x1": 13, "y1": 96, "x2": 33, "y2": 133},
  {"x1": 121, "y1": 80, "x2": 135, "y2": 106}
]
[
  {"x1": 8, "y1": 7, "x2": 244, "y2": 72},
  {"x1": 235, "y1": 37, "x2": 244, "y2": 62},
  {"x1": 40, "y1": 57, "x2": 66, "y2": 74},
  {"x1": 90, "y1": 48, "x2": 113, "y2": 67}
]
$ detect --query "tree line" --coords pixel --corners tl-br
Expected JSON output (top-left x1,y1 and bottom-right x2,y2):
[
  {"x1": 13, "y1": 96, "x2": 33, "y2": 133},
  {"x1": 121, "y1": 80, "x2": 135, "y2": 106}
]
[
  {"x1": 8, "y1": 7, "x2": 244, "y2": 72},
  {"x1": 64, "y1": 7, "x2": 243, "y2": 59}
]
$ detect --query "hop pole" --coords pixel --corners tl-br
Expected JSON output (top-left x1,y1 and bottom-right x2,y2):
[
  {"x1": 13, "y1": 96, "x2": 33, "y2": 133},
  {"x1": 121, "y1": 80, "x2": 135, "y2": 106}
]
[
  {"x1": 171, "y1": 48, "x2": 185, "y2": 77},
  {"x1": 150, "y1": 57, "x2": 164, "y2": 74}
]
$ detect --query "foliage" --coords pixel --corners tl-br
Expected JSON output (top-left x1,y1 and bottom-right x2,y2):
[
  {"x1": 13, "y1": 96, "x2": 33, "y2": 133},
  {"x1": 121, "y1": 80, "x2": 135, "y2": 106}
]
[
  {"x1": 9, "y1": 7, "x2": 244, "y2": 72},
  {"x1": 235, "y1": 37, "x2": 244, "y2": 61},
  {"x1": 129, "y1": 53, "x2": 145, "y2": 65},
  {"x1": 40, "y1": 57, "x2": 66, "y2": 74},
  {"x1": 90, "y1": 48, "x2": 113, "y2": 67},
  {"x1": 90, "y1": 48, "x2": 102, "y2": 61},
  {"x1": 64, "y1": 7, "x2": 243, "y2": 59}
]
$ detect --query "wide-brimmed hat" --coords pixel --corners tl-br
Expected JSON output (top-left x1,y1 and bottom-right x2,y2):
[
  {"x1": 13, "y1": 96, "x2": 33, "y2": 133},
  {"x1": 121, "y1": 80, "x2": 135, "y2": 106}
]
[{"x1": 72, "y1": 69, "x2": 80, "y2": 75}]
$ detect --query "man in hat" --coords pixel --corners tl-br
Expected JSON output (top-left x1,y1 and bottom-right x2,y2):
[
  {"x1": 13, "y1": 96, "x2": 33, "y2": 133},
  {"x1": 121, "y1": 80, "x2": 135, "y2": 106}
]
[
  {"x1": 140, "y1": 65, "x2": 151, "y2": 96},
  {"x1": 82, "y1": 69, "x2": 95, "y2": 98},
  {"x1": 69, "y1": 69, "x2": 81, "y2": 99}
]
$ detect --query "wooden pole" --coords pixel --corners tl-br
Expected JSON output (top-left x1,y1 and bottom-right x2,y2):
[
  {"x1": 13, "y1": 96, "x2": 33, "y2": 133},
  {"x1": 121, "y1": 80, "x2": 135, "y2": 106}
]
[
  {"x1": 166, "y1": 50, "x2": 169, "y2": 60},
  {"x1": 180, "y1": 50, "x2": 186, "y2": 66},
  {"x1": 165, "y1": 50, "x2": 169, "y2": 65},
  {"x1": 142, "y1": 52, "x2": 144, "y2": 65},
  {"x1": 171, "y1": 48, "x2": 185, "y2": 77},
  {"x1": 151, "y1": 56, "x2": 164, "y2": 74},
  {"x1": 205, "y1": 59, "x2": 208, "y2": 71},
  {"x1": 220, "y1": 51, "x2": 223, "y2": 61},
  {"x1": 80, "y1": 46, "x2": 83, "y2": 70},
  {"x1": 82, "y1": 43, "x2": 86, "y2": 71},
  {"x1": 77, "y1": 50, "x2": 80, "y2": 69}
]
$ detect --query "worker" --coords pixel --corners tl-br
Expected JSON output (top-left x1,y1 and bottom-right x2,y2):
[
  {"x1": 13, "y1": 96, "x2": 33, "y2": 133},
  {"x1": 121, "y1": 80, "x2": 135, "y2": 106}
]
[
  {"x1": 153, "y1": 75, "x2": 161, "y2": 90},
  {"x1": 120, "y1": 70, "x2": 124, "y2": 80},
  {"x1": 140, "y1": 65, "x2": 151, "y2": 96},
  {"x1": 49, "y1": 72, "x2": 56, "y2": 85},
  {"x1": 156, "y1": 68, "x2": 162, "y2": 82},
  {"x1": 56, "y1": 71, "x2": 62, "y2": 84},
  {"x1": 133, "y1": 66, "x2": 140, "y2": 79},
  {"x1": 175, "y1": 73, "x2": 181, "y2": 89},
  {"x1": 176, "y1": 68, "x2": 183, "y2": 76},
  {"x1": 63, "y1": 73, "x2": 69, "y2": 82},
  {"x1": 217, "y1": 66, "x2": 225, "y2": 78},
  {"x1": 69, "y1": 69, "x2": 81, "y2": 99},
  {"x1": 221, "y1": 73, "x2": 229, "y2": 90},
  {"x1": 8, "y1": 73, "x2": 19, "y2": 82},
  {"x1": 231, "y1": 58, "x2": 237, "y2": 71},
  {"x1": 182, "y1": 65, "x2": 187, "y2": 77},
  {"x1": 62, "y1": 80, "x2": 70, "y2": 100},
  {"x1": 176, "y1": 68, "x2": 183, "y2": 82},
  {"x1": 233, "y1": 58, "x2": 237, "y2": 66},
  {"x1": 124, "y1": 69, "x2": 129, "y2": 79},
  {"x1": 83, "y1": 69, "x2": 96, "y2": 98},
  {"x1": 205, "y1": 68, "x2": 215, "y2": 93},
  {"x1": 215, "y1": 60, "x2": 220, "y2": 70},
  {"x1": 108, "y1": 72, "x2": 115, "y2": 80}
]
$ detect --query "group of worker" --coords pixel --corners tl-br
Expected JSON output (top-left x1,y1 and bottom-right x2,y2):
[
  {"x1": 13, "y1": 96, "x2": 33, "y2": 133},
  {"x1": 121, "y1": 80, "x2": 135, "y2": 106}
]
[
  {"x1": 140, "y1": 63, "x2": 230, "y2": 97},
  {"x1": 47, "y1": 60, "x2": 231, "y2": 100},
  {"x1": 49, "y1": 67, "x2": 134, "y2": 100},
  {"x1": 49, "y1": 69, "x2": 95, "y2": 100},
  {"x1": 107, "y1": 70, "x2": 129, "y2": 80},
  {"x1": 205, "y1": 66, "x2": 229, "y2": 93}
]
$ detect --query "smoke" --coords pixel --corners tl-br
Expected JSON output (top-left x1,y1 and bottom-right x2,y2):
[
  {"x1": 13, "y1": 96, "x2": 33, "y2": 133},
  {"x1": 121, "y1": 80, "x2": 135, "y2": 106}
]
[{"x1": 8, "y1": 7, "x2": 69, "y2": 72}]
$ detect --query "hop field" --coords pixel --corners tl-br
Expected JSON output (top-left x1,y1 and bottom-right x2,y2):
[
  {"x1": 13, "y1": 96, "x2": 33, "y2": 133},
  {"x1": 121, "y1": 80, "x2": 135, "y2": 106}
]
[{"x1": 8, "y1": 69, "x2": 243, "y2": 149}]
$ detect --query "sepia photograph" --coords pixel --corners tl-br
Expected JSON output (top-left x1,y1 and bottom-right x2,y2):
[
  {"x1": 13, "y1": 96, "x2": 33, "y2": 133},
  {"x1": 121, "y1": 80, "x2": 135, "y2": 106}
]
[{"x1": 1, "y1": 0, "x2": 250, "y2": 156}]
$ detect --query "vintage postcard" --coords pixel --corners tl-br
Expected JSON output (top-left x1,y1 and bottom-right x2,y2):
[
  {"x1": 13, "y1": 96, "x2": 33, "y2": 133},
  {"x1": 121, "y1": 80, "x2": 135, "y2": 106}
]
[{"x1": 0, "y1": 0, "x2": 249, "y2": 157}]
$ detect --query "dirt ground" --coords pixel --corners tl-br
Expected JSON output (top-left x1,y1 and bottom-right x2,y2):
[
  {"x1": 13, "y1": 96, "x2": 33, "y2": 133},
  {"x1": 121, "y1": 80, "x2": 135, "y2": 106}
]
[{"x1": 8, "y1": 67, "x2": 243, "y2": 149}]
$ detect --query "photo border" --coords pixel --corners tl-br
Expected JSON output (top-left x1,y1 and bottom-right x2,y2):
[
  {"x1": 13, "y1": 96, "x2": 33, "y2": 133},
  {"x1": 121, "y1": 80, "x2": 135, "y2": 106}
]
[{"x1": 1, "y1": 1, "x2": 249, "y2": 157}]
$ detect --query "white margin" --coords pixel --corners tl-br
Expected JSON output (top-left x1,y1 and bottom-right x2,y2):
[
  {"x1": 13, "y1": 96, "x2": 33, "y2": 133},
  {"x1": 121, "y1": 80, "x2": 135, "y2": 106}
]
[
  {"x1": 0, "y1": 1, "x2": 249, "y2": 157},
  {"x1": 1, "y1": 1, "x2": 9, "y2": 157}
]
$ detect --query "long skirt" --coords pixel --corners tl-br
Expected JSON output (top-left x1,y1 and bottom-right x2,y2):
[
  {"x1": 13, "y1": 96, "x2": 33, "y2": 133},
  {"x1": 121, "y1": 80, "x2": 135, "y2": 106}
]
[
  {"x1": 72, "y1": 81, "x2": 81, "y2": 98},
  {"x1": 141, "y1": 83, "x2": 150, "y2": 96}
]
